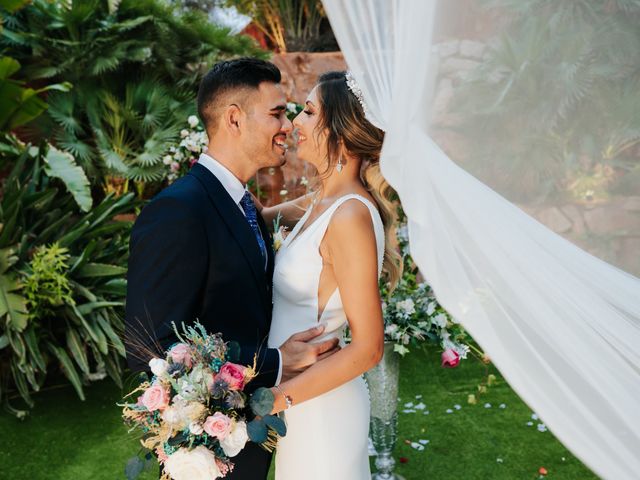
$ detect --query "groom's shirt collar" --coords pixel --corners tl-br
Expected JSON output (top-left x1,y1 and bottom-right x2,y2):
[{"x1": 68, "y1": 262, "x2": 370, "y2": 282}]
[{"x1": 197, "y1": 153, "x2": 246, "y2": 211}]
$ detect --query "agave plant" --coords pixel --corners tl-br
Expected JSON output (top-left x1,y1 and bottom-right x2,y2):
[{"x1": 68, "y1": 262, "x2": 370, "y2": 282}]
[
  {"x1": 447, "y1": 0, "x2": 640, "y2": 202},
  {"x1": 0, "y1": 140, "x2": 135, "y2": 416},
  {"x1": 2, "y1": 0, "x2": 264, "y2": 191}
]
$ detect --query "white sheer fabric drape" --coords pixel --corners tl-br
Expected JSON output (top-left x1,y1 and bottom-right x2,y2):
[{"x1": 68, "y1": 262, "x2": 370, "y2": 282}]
[{"x1": 322, "y1": 1, "x2": 640, "y2": 479}]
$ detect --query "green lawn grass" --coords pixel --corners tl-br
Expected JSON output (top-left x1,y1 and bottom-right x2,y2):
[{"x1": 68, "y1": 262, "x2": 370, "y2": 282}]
[{"x1": 0, "y1": 349, "x2": 597, "y2": 480}]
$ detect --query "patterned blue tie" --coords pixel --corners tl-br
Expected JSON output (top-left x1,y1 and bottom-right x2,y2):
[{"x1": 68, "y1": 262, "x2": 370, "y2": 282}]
[{"x1": 240, "y1": 191, "x2": 267, "y2": 269}]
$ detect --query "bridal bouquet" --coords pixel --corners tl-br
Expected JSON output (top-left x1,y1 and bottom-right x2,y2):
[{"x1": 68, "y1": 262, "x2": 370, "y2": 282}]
[{"x1": 121, "y1": 322, "x2": 285, "y2": 480}]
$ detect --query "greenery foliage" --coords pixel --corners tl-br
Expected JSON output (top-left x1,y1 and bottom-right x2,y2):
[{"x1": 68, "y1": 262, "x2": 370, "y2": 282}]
[
  {"x1": 0, "y1": 141, "x2": 135, "y2": 417},
  {"x1": 2, "y1": 0, "x2": 264, "y2": 188},
  {"x1": 449, "y1": 0, "x2": 640, "y2": 202}
]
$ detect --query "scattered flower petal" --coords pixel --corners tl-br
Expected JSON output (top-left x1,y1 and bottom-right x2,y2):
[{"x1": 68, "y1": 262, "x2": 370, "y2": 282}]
[
  {"x1": 446, "y1": 408, "x2": 453, "y2": 414},
  {"x1": 415, "y1": 402, "x2": 426, "y2": 410},
  {"x1": 454, "y1": 404, "x2": 462, "y2": 410},
  {"x1": 484, "y1": 403, "x2": 492, "y2": 408},
  {"x1": 499, "y1": 403, "x2": 506, "y2": 409}
]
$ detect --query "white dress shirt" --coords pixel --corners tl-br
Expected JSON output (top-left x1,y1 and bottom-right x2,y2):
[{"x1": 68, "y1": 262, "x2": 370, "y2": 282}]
[{"x1": 197, "y1": 153, "x2": 283, "y2": 385}]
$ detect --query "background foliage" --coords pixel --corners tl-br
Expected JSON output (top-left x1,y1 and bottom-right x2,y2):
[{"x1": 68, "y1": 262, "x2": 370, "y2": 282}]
[{"x1": 449, "y1": 0, "x2": 640, "y2": 203}]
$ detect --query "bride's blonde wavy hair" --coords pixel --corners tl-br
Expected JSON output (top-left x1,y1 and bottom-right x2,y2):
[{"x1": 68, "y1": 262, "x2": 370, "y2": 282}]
[{"x1": 314, "y1": 71, "x2": 402, "y2": 289}]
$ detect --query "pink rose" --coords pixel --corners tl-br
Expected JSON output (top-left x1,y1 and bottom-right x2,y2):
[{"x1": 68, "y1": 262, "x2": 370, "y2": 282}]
[
  {"x1": 441, "y1": 348, "x2": 460, "y2": 368},
  {"x1": 141, "y1": 385, "x2": 170, "y2": 411},
  {"x1": 203, "y1": 412, "x2": 232, "y2": 440},
  {"x1": 156, "y1": 446, "x2": 168, "y2": 464},
  {"x1": 216, "y1": 362, "x2": 247, "y2": 391},
  {"x1": 169, "y1": 343, "x2": 193, "y2": 368}
]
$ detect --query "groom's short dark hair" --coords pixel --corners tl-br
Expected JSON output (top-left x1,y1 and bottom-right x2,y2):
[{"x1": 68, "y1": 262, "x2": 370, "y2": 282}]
[{"x1": 197, "y1": 57, "x2": 281, "y2": 133}]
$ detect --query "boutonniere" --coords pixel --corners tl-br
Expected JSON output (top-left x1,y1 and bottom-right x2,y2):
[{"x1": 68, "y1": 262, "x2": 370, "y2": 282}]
[{"x1": 273, "y1": 213, "x2": 287, "y2": 252}]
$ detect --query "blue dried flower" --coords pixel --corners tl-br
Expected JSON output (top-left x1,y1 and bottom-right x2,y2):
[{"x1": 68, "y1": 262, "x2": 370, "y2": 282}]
[
  {"x1": 211, "y1": 378, "x2": 229, "y2": 398},
  {"x1": 167, "y1": 362, "x2": 186, "y2": 377}
]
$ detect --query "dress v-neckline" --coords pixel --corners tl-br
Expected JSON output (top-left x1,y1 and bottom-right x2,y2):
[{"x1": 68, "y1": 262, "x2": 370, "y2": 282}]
[{"x1": 284, "y1": 194, "x2": 370, "y2": 249}]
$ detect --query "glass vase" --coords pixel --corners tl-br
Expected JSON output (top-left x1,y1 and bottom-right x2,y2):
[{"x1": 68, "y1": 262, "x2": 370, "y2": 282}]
[{"x1": 364, "y1": 342, "x2": 405, "y2": 480}]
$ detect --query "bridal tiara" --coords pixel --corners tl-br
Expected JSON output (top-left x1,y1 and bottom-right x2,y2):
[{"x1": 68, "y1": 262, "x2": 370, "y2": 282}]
[{"x1": 345, "y1": 71, "x2": 370, "y2": 116}]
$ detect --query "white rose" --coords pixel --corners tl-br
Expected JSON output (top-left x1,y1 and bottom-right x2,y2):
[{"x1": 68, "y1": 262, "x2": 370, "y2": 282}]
[
  {"x1": 164, "y1": 446, "x2": 221, "y2": 480},
  {"x1": 219, "y1": 420, "x2": 248, "y2": 457},
  {"x1": 148, "y1": 358, "x2": 169, "y2": 377},
  {"x1": 397, "y1": 299, "x2": 416, "y2": 315},
  {"x1": 189, "y1": 422, "x2": 204, "y2": 435},
  {"x1": 180, "y1": 129, "x2": 189, "y2": 138},
  {"x1": 433, "y1": 313, "x2": 448, "y2": 328},
  {"x1": 188, "y1": 115, "x2": 199, "y2": 128},
  {"x1": 163, "y1": 155, "x2": 173, "y2": 165}
]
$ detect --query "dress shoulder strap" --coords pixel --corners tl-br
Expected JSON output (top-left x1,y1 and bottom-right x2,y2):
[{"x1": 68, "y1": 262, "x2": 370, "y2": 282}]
[{"x1": 313, "y1": 194, "x2": 386, "y2": 273}]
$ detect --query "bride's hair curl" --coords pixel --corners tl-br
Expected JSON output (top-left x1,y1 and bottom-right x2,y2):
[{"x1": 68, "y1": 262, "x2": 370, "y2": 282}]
[{"x1": 315, "y1": 71, "x2": 402, "y2": 289}]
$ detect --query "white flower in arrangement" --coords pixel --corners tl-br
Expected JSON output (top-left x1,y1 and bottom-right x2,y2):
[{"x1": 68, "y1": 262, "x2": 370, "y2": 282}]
[
  {"x1": 432, "y1": 313, "x2": 448, "y2": 328},
  {"x1": 220, "y1": 420, "x2": 249, "y2": 457},
  {"x1": 180, "y1": 129, "x2": 189, "y2": 138},
  {"x1": 171, "y1": 162, "x2": 180, "y2": 173},
  {"x1": 300, "y1": 176, "x2": 309, "y2": 186},
  {"x1": 397, "y1": 299, "x2": 416, "y2": 315},
  {"x1": 189, "y1": 422, "x2": 204, "y2": 435},
  {"x1": 279, "y1": 189, "x2": 288, "y2": 196},
  {"x1": 425, "y1": 301, "x2": 436, "y2": 316},
  {"x1": 164, "y1": 445, "x2": 222, "y2": 480},
  {"x1": 163, "y1": 155, "x2": 173, "y2": 165},
  {"x1": 397, "y1": 224, "x2": 409, "y2": 242},
  {"x1": 188, "y1": 115, "x2": 199, "y2": 128},
  {"x1": 286, "y1": 102, "x2": 298, "y2": 113},
  {"x1": 148, "y1": 358, "x2": 169, "y2": 377},
  {"x1": 385, "y1": 323, "x2": 399, "y2": 335}
]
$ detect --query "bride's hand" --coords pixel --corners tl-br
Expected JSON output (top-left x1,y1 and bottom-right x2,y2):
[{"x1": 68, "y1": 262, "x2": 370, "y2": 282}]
[{"x1": 278, "y1": 324, "x2": 341, "y2": 383}]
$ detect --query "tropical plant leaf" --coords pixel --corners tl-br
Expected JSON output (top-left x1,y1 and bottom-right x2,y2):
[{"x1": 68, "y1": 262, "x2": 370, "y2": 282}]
[
  {"x1": 67, "y1": 327, "x2": 90, "y2": 374},
  {"x1": 0, "y1": 273, "x2": 28, "y2": 331},
  {"x1": 76, "y1": 263, "x2": 127, "y2": 277},
  {"x1": 47, "y1": 342, "x2": 86, "y2": 400},
  {"x1": 43, "y1": 146, "x2": 92, "y2": 212}
]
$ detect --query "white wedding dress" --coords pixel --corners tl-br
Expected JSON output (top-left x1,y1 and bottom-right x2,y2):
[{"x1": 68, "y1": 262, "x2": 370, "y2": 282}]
[{"x1": 267, "y1": 194, "x2": 385, "y2": 480}]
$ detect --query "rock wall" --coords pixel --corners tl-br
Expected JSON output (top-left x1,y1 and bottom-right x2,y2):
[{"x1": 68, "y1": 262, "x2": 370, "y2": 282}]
[{"x1": 522, "y1": 199, "x2": 640, "y2": 275}]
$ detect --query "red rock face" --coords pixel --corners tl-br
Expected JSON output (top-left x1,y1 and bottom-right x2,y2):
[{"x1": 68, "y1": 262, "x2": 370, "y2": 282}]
[{"x1": 256, "y1": 52, "x2": 347, "y2": 206}]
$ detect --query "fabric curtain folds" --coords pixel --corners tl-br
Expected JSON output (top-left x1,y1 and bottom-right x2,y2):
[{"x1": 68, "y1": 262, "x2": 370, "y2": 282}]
[{"x1": 322, "y1": 1, "x2": 640, "y2": 479}]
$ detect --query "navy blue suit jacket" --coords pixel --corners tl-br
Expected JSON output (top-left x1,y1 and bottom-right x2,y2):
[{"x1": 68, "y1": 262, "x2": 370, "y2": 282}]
[{"x1": 125, "y1": 163, "x2": 279, "y2": 390}]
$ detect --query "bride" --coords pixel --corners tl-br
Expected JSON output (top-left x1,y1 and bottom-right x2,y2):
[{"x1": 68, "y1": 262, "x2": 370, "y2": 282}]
[{"x1": 257, "y1": 71, "x2": 401, "y2": 479}]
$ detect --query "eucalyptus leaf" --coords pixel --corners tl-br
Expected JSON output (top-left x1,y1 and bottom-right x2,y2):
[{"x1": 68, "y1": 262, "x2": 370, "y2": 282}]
[
  {"x1": 263, "y1": 414, "x2": 287, "y2": 437},
  {"x1": 124, "y1": 456, "x2": 144, "y2": 480},
  {"x1": 247, "y1": 418, "x2": 268, "y2": 443},
  {"x1": 249, "y1": 387, "x2": 275, "y2": 417}
]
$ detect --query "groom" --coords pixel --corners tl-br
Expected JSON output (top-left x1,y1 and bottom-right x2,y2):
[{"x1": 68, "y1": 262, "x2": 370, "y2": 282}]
[{"x1": 125, "y1": 58, "x2": 339, "y2": 479}]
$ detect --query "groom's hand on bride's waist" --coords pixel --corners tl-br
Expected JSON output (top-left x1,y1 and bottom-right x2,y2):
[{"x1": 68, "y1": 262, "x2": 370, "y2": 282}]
[{"x1": 279, "y1": 324, "x2": 340, "y2": 383}]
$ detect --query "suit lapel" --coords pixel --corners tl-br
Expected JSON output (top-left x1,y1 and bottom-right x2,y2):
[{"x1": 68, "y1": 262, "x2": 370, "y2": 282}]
[{"x1": 188, "y1": 164, "x2": 270, "y2": 314}]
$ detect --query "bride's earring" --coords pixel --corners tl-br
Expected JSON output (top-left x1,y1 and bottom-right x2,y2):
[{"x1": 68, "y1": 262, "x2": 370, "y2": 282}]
[{"x1": 336, "y1": 153, "x2": 344, "y2": 173}]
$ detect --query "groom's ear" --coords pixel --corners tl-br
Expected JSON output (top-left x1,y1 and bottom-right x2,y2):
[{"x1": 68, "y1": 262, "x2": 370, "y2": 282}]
[{"x1": 224, "y1": 104, "x2": 243, "y2": 135}]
